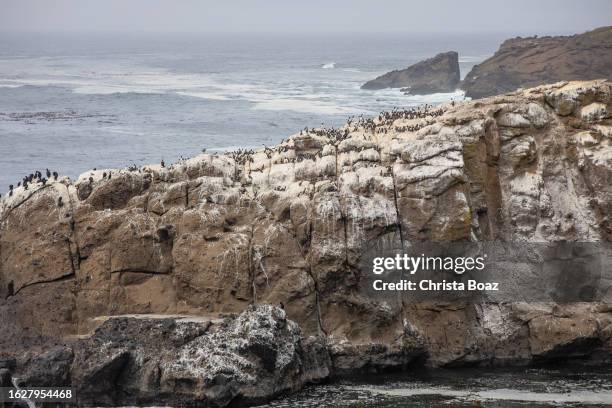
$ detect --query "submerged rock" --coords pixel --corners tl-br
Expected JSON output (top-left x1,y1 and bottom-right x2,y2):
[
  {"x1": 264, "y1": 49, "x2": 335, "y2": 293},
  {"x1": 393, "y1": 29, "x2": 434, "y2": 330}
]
[{"x1": 361, "y1": 51, "x2": 460, "y2": 93}]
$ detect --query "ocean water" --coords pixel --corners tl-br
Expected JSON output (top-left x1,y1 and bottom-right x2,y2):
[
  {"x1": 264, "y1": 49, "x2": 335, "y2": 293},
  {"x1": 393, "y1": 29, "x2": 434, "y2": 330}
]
[
  {"x1": 0, "y1": 31, "x2": 506, "y2": 192},
  {"x1": 257, "y1": 366, "x2": 612, "y2": 407}
]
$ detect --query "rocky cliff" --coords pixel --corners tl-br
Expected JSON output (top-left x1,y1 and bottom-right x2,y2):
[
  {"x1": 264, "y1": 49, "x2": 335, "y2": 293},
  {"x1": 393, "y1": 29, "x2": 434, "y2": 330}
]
[
  {"x1": 462, "y1": 26, "x2": 612, "y2": 99},
  {"x1": 361, "y1": 51, "x2": 460, "y2": 93},
  {"x1": 1, "y1": 80, "x2": 612, "y2": 406}
]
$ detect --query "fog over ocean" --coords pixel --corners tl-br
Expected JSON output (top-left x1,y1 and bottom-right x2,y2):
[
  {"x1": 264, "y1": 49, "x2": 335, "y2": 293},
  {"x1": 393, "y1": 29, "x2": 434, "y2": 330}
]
[{"x1": 0, "y1": 31, "x2": 504, "y2": 191}]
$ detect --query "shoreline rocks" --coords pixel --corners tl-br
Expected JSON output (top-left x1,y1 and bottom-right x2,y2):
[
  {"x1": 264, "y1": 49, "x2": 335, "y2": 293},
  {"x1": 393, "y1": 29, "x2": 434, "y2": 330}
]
[{"x1": 361, "y1": 51, "x2": 460, "y2": 93}]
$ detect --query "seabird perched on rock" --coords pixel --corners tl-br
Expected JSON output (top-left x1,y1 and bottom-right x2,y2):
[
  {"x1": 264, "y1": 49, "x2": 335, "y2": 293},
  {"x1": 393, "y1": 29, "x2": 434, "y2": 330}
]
[
  {"x1": 102, "y1": 172, "x2": 107, "y2": 179},
  {"x1": 89, "y1": 177, "x2": 94, "y2": 183},
  {"x1": 46, "y1": 169, "x2": 51, "y2": 178},
  {"x1": 57, "y1": 197, "x2": 63, "y2": 207},
  {"x1": 52, "y1": 171, "x2": 58, "y2": 180},
  {"x1": 161, "y1": 160, "x2": 165, "y2": 168},
  {"x1": 108, "y1": 171, "x2": 112, "y2": 179},
  {"x1": 279, "y1": 301, "x2": 285, "y2": 310}
]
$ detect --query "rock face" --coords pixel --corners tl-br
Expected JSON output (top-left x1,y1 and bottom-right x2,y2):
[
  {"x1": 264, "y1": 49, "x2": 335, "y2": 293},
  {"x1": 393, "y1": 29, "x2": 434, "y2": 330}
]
[
  {"x1": 462, "y1": 26, "x2": 612, "y2": 99},
  {"x1": 1, "y1": 80, "x2": 612, "y2": 405},
  {"x1": 361, "y1": 51, "x2": 460, "y2": 93}
]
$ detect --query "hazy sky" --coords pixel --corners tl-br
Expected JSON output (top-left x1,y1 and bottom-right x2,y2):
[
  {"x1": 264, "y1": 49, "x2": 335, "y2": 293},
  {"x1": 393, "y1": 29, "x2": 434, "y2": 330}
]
[{"x1": 1, "y1": 0, "x2": 611, "y2": 34}]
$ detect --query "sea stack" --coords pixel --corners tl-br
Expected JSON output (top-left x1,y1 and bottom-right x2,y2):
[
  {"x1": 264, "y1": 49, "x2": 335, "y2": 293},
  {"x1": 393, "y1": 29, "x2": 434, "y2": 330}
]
[{"x1": 361, "y1": 51, "x2": 460, "y2": 93}]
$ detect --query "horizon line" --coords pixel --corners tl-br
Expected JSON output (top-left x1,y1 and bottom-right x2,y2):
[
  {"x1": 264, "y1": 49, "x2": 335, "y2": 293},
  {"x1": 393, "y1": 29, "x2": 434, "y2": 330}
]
[{"x1": 0, "y1": 27, "x2": 599, "y2": 36}]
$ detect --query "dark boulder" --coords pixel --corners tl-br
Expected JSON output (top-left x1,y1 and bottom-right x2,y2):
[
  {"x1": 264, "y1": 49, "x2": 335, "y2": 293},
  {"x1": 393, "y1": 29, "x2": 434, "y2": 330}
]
[
  {"x1": 69, "y1": 305, "x2": 331, "y2": 407},
  {"x1": 21, "y1": 346, "x2": 73, "y2": 386}
]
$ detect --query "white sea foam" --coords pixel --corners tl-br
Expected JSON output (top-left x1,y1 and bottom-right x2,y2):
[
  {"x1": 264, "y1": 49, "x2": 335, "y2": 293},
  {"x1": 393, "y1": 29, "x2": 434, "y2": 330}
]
[
  {"x1": 73, "y1": 85, "x2": 161, "y2": 95},
  {"x1": 352, "y1": 386, "x2": 612, "y2": 404},
  {"x1": 0, "y1": 54, "x2": 462, "y2": 118},
  {"x1": 176, "y1": 91, "x2": 231, "y2": 101},
  {"x1": 0, "y1": 78, "x2": 88, "y2": 88},
  {"x1": 397, "y1": 89, "x2": 466, "y2": 103},
  {"x1": 252, "y1": 98, "x2": 372, "y2": 115},
  {"x1": 103, "y1": 127, "x2": 148, "y2": 136},
  {"x1": 0, "y1": 70, "x2": 221, "y2": 96},
  {"x1": 0, "y1": 48, "x2": 465, "y2": 120}
]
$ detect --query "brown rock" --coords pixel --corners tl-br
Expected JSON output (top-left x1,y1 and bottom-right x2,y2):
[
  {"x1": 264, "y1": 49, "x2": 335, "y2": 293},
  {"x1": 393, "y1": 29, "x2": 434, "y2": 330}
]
[{"x1": 462, "y1": 27, "x2": 612, "y2": 99}]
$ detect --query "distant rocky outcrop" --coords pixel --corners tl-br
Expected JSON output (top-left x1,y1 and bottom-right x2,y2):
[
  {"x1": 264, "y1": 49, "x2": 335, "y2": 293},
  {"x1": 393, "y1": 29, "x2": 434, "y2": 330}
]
[
  {"x1": 361, "y1": 51, "x2": 460, "y2": 93},
  {"x1": 462, "y1": 26, "x2": 612, "y2": 99},
  {"x1": 1, "y1": 80, "x2": 612, "y2": 406}
]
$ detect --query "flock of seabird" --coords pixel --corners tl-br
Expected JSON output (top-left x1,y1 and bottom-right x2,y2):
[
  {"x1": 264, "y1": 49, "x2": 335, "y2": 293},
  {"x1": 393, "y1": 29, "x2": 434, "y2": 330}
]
[
  {"x1": 4, "y1": 168, "x2": 59, "y2": 200},
  {"x1": 221, "y1": 104, "x2": 447, "y2": 167},
  {"x1": 2, "y1": 103, "x2": 448, "y2": 201}
]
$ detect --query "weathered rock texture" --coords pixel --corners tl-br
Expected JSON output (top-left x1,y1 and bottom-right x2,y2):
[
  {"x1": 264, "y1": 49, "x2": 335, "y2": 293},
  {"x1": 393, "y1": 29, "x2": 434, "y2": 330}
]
[
  {"x1": 1, "y1": 80, "x2": 612, "y2": 405},
  {"x1": 361, "y1": 51, "x2": 460, "y2": 93},
  {"x1": 462, "y1": 26, "x2": 612, "y2": 99},
  {"x1": 72, "y1": 305, "x2": 330, "y2": 407},
  {"x1": 8, "y1": 305, "x2": 330, "y2": 407}
]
